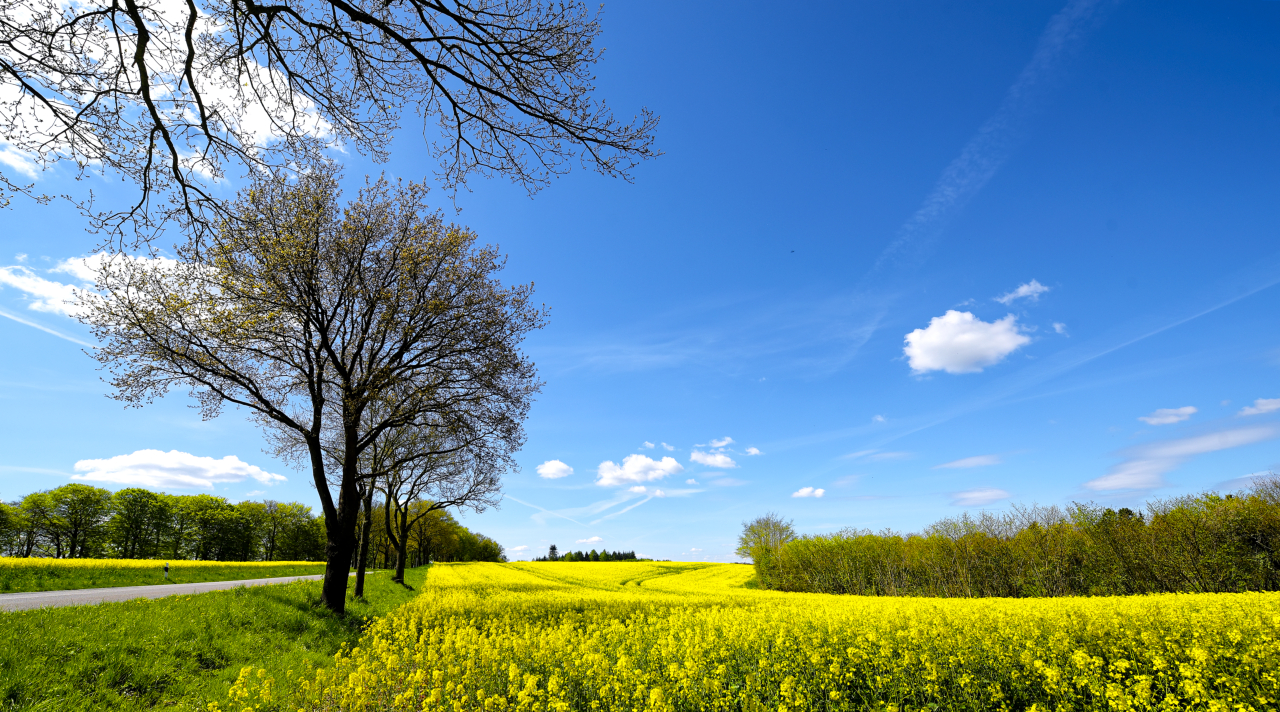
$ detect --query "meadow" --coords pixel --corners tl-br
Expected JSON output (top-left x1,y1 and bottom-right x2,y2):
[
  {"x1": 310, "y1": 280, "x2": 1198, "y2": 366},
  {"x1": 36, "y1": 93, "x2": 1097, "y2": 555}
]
[
  {"x1": 0, "y1": 567, "x2": 424, "y2": 710},
  {"x1": 221, "y1": 562, "x2": 1280, "y2": 712},
  {"x1": 0, "y1": 557, "x2": 326, "y2": 592}
]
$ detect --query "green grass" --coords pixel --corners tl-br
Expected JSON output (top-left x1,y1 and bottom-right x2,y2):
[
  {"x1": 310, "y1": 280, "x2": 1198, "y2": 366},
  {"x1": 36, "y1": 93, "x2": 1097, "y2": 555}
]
[
  {"x1": 0, "y1": 561, "x2": 328, "y2": 593},
  {"x1": 0, "y1": 567, "x2": 425, "y2": 711}
]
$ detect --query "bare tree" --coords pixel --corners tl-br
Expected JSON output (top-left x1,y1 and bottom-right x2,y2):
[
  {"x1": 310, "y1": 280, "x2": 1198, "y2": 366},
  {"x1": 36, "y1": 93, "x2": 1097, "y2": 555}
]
[
  {"x1": 79, "y1": 164, "x2": 543, "y2": 614},
  {"x1": 1, "y1": 0, "x2": 659, "y2": 241}
]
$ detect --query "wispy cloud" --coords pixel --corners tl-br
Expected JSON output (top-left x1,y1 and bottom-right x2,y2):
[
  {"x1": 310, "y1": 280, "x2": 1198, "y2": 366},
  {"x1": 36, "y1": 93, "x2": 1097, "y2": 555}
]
[
  {"x1": 875, "y1": 0, "x2": 1119, "y2": 271},
  {"x1": 951, "y1": 488, "x2": 1010, "y2": 507},
  {"x1": 1138, "y1": 406, "x2": 1197, "y2": 425},
  {"x1": 1086, "y1": 426, "x2": 1280, "y2": 491},
  {"x1": 995, "y1": 280, "x2": 1051, "y2": 305},
  {"x1": 576, "y1": 536, "x2": 603, "y2": 544},
  {"x1": 1239, "y1": 398, "x2": 1280, "y2": 417},
  {"x1": 935, "y1": 454, "x2": 1002, "y2": 469},
  {"x1": 0, "y1": 306, "x2": 94, "y2": 347}
]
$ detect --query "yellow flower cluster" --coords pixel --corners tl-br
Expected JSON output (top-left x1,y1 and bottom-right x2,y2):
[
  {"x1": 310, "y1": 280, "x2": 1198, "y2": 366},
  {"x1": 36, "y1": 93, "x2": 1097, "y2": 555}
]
[
  {"x1": 0, "y1": 557, "x2": 317, "y2": 571},
  {"x1": 218, "y1": 562, "x2": 1280, "y2": 712}
]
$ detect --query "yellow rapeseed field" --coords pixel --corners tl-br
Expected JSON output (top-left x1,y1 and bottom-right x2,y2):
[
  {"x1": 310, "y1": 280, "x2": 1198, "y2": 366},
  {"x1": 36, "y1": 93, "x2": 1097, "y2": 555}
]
[
  {"x1": 0, "y1": 557, "x2": 316, "y2": 571},
  {"x1": 216, "y1": 562, "x2": 1280, "y2": 712}
]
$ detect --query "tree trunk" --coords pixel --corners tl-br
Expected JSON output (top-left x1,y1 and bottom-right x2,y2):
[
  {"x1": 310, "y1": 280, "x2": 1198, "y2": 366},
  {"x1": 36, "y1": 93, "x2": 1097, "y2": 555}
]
[
  {"x1": 319, "y1": 473, "x2": 362, "y2": 615},
  {"x1": 394, "y1": 531, "x2": 408, "y2": 583},
  {"x1": 354, "y1": 485, "x2": 373, "y2": 598}
]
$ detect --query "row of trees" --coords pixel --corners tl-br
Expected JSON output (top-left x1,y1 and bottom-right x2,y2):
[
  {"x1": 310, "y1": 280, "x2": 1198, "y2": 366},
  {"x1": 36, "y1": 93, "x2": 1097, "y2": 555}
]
[
  {"x1": 534, "y1": 545, "x2": 639, "y2": 562},
  {"x1": 0, "y1": 484, "x2": 323, "y2": 561},
  {"x1": 358, "y1": 500, "x2": 504, "y2": 570},
  {"x1": 0, "y1": 483, "x2": 506, "y2": 566},
  {"x1": 739, "y1": 476, "x2": 1280, "y2": 597},
  {"x1": 74, "y1": 168, "x2": 543, "y2": 614}
]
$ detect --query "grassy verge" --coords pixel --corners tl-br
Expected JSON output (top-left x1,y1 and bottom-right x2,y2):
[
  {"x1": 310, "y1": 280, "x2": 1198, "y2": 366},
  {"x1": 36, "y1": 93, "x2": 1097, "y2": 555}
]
[
  {"x1": 0, "y1": 566, "x2": 425, "y2": 711},
  {"x1": 0, "y1": 559, "x2": 328, "y2": 593}
]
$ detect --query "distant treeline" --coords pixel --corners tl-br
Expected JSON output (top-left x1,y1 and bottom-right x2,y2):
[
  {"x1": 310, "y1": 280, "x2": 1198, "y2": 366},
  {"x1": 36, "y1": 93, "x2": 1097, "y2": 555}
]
[
  {"x1": 739, "y1": 476, "x2": 1280, "y2": 597},
  {"x1": 0, "y1": 484, "x2": 504, "y2": 564},
  {"x1": 534, "y1": 544, "x2": 640, "y2": 562},
  {"x1": 360, "y1": 501, "x2": 506, "y2": 568}
]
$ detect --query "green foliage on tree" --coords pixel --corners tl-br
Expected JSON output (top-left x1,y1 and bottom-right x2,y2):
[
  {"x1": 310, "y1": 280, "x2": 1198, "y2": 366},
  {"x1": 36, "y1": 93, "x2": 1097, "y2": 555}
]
[{"x1": 748, "y1": 476, "x2": 1280, "y2": 597}]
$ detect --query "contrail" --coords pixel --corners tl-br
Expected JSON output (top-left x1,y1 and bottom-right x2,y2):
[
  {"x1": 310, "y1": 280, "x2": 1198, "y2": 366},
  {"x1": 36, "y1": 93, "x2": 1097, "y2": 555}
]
[
  {"x1": 504, "y1": 494, "x2": 584, "y2": 526},
  {"x1": 874, "y1": 0, "x2": 1120, "y2": 272},
  {"x1": 0, "y1": 307, "x2": 94, "y2": 347}
]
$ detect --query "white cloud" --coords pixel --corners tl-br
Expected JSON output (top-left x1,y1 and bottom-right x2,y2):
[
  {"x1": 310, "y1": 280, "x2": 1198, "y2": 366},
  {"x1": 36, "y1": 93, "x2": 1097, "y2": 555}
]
[
  {"x1": 595, "y1": 454, "x2": 683, "y2": 487},
  {"x1": 709, "y1": 436, "x2": 734, "y2": 448},
  {"x1": 0, "y1": 144, "x2": 39, "y2": 179},
  {"x1": 0, "y1": 253, "x2": 182, "y2": 321},
  {"x1": 1053, "y1": 322, "x2": 1068, "y2": 335},
  {"x1": 642, "y1": 441, "x2": 654, "y2": 449},
  {"x1": 0, "y1": 265, "x2": 86, "y2": 317},
  {"x1": 1239, "y1": 398, "x2": 1280, "y2": 417},
  {"x1": 685, "y1": 478, "x2": 698, "y2": 485},
  {"x1": 628, "y1": 485, "x2": 648, "y2": 493},
  {"x1": 654, "y1": 489, "x2": 667, "y2": 497},
  {"x1": 72, "y1": 449, "x2": 286, "y2": 489},
  {"x1": 244, "y1": 490, "x2": 265, "y2": 497},
  {"x1": 1138, "y1": 406, "x2": 1197, "y2": 425},
  {"x1": 1086, "y1": 426, "x2": 1280, "y2": 491},
  {"x1": 576, "y1": 536, "x2": 603, "y2": 544},
  {"x1": 509, "y1": 545, "x2": 529, "y2": 553},
  {"x1": 792, "y1": 487, "x2": 826, "y2": 498},
  {"x1": 14, "y1": 254, "x2": 27, "y2": 263},
  {"x1": 872, "y1": 415, "x2": 886, "y2": 423},
  {"x1": 690, "y1": 450, "x2": 738, "y2": 469},
  {"x1": 745, "y1": 447, "x2": 761, "y2": 456},
  {"x1": 903, "y1": 311, "x2": 1030, "y2": 374},
  {"x1": 935, "y1": 454, "x2": 1002, "y2": 469},
  {"x1": 690, "y1": 547, "x2": 702, "y2": 552},
  {"x1": 951, "y1": 488, "x2": 1010, "y2": 506},
  {"x1": 535, "y1": 459, "x2": 574, "y2": 479},
  {"x1": 661, "y1": 442, "x2": 674, "y2": 451},
  {"x1": 995, "y1": 280, "x2": 1050, "y2": 305}
]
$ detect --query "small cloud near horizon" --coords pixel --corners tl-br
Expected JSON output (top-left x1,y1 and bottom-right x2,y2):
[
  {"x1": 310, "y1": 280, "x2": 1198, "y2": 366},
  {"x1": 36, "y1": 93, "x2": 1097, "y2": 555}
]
[
  {"x1": 951, "y1": 488, "x2": 1010, "y2": 506},
  {"x1": 1086, "y1": 426, "x2": 1279, "y2": 491},
  {"x1": 1138, "y1": 406, "x2": 1196, "y2": 425},
  {"x1": 935, "y1": 454, "x2": 1002, "y2": 469}
]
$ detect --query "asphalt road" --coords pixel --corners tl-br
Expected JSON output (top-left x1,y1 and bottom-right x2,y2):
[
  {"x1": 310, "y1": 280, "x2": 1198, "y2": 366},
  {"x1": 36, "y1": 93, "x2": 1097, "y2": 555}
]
[{"x1": 0, "y1": 575, "x2": 327, "y2": 612}]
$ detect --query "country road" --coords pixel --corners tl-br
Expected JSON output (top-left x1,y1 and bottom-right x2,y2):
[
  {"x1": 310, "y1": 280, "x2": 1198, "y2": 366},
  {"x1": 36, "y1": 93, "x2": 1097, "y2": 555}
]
[{"x1": 0, "y1": 575, "x2": 327, "y2": 612}]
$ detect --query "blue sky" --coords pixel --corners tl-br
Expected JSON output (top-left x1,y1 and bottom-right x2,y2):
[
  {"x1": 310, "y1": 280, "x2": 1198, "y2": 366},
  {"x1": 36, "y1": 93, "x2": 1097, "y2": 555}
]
[{"x1": 2, "y1": 0, "x2": 1280, "y2": 562}]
